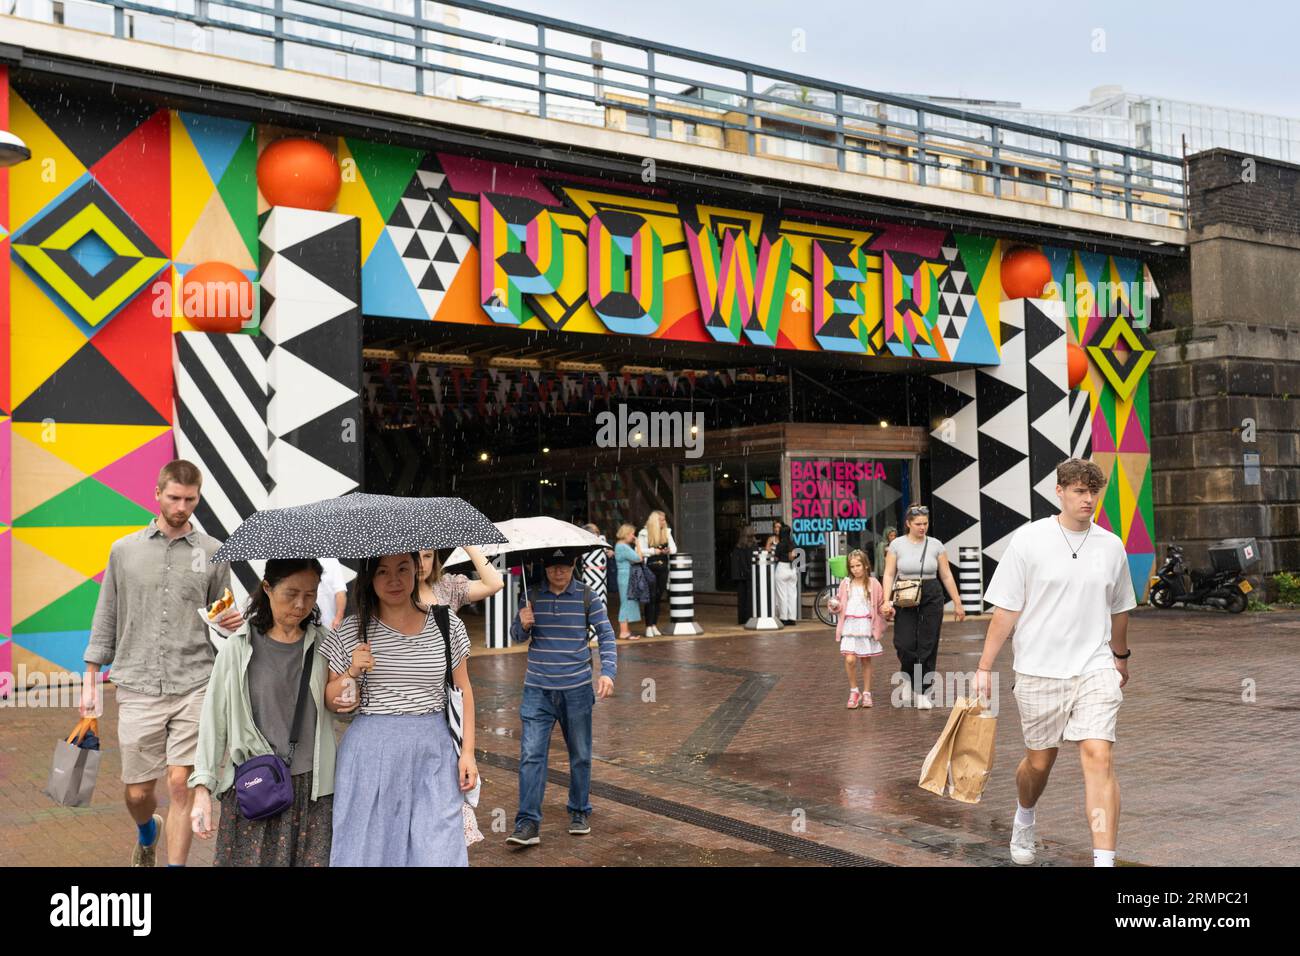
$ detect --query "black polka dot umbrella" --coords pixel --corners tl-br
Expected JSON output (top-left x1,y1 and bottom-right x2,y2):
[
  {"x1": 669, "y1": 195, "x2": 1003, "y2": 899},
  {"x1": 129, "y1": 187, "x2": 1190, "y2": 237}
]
[{"x1": 209, "y1": 493, "x2": 508, "y2": 563}]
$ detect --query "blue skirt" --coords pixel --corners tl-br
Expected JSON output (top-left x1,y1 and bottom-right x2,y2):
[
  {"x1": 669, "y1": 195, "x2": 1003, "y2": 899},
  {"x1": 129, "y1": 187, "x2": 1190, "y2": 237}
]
[{"x1": 330, "y1": 713, "x2": 468, "y2": 867}]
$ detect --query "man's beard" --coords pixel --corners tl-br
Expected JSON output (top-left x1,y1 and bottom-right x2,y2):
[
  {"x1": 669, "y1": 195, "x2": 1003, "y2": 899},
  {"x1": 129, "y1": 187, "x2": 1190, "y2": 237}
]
[{"x1": 162, "y1": 510, "x2": 190, "y2": 529}]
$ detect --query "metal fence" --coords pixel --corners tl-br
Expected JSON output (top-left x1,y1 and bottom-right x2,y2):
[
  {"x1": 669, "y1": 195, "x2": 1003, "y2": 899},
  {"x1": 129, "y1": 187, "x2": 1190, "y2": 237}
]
[{"x1": 6, "y1": 0, "x2": 1187, "y2": 225}]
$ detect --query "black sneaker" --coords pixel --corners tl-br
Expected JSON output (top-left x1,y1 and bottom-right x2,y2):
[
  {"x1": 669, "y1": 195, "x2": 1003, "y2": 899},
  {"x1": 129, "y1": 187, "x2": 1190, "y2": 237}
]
[
  {"x1": 568, "y1": 812, "x2": 591, "y2": 835},
  {"x1": 506, "y1": 821, "x2": 540, "y2": 846}
]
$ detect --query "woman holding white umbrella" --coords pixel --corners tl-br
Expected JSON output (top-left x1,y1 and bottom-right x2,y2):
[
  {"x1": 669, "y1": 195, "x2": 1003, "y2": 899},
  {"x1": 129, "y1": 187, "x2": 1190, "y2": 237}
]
[{"x1": 417, "y1": 545, "x2": 504, "y2": 614}]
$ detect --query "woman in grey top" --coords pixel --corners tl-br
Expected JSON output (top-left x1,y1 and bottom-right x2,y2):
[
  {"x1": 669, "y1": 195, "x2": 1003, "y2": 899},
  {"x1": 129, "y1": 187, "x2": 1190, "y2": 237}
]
[
  {"x1": 190, "y1": 559, "x2": 341, "y2": 866},
  {"x1": 881, "y1": 505, "x2": 966, "y2": 709}
]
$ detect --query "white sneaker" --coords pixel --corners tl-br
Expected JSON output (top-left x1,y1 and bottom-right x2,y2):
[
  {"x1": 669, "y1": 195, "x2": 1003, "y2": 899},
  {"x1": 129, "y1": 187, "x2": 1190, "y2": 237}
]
[
  {"x1": 916, "y1": 690, "x2": 934, "y2": 709},
  {"x1": 899, "y1": 685, "x2": 913, "y2": 707},
  {"x1": 1010, "y1": 817, "x2": 1037, "y2": 865}
]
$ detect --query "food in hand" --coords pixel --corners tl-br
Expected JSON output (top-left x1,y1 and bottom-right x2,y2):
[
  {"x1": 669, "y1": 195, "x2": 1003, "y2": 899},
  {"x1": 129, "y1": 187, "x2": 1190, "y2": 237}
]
[{"x1": 206, "y1": 588, "x2": 234, "y2": 621}]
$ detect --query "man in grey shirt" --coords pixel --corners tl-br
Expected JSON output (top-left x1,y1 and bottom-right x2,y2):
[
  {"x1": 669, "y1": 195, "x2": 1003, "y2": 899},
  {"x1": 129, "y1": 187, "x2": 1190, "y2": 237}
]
[{"x1": 81, "y1": 460, "x2": 241, "y2": 867}]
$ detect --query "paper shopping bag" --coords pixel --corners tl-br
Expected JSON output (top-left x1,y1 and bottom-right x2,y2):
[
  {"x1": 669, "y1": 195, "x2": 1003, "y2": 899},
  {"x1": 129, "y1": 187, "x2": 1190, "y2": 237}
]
[
  {"x1": 44, "y1": 718, "x2": 102, "y2": 807},
  {"x1": 949, "y1": 697, "x2": 997, "y2": 804},
  {"x1": 917, "y1": 699, "x2": 968, "y2": 797}
]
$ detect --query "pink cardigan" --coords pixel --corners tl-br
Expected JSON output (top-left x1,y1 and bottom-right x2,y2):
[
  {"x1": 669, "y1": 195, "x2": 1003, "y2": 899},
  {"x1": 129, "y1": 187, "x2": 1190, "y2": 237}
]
[{"x1": 834, "y1": 576, "x2": 887, "y2": 642}]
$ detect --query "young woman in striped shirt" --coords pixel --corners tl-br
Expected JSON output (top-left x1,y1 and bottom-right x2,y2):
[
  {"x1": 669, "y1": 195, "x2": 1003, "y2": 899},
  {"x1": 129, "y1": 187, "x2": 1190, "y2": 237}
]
[{"x1": 321, "y1": 552, "x2": 479, "y2": 866}]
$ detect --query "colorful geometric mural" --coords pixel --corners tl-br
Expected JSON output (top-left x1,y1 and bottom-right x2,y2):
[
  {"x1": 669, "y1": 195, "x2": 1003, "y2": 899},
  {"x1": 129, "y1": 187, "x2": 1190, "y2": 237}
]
[{"x1": 353, "y1": 153, "x2": 1009, "y2": 365}]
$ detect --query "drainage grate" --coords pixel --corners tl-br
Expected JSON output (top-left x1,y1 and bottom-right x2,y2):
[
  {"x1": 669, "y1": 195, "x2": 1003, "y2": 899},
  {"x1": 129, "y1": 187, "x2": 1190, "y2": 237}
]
[{"x1": 477, "y1": 750, "x2": 891, "y2": 867}]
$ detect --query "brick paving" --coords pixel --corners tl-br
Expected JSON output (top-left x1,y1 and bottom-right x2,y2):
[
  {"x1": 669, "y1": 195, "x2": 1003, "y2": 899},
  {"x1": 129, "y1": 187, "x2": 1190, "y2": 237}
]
[{"x1": 3, "y1": 605, "x2": 1298, "y2": 867}]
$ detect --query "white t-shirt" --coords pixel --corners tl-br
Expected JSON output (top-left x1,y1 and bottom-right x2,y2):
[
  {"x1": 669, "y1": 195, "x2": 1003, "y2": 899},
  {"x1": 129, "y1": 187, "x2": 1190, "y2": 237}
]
[
  {"x1": 315, "y1": 558, "x2": 348, "y2": 626},
  {"x1": 983, "y1": 517, "x2": 1136, "y2": 679}
]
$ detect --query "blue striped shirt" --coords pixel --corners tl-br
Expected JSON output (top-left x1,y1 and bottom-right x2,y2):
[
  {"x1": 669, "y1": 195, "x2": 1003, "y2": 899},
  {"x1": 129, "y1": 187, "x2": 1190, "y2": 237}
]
[{"x1": 510, "y1": 578, "x2": 618, "y2": 689}]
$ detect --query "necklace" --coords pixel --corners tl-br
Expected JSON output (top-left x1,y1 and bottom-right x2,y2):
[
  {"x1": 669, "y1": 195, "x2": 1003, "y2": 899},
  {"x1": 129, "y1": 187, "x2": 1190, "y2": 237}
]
[{"x1": 1056, "y1": 516, "x2": 1091, "y2": 559}]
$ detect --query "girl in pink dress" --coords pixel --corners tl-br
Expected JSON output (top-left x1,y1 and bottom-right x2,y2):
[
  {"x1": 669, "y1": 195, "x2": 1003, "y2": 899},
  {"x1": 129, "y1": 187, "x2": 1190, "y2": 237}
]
[{"x1": 828, "y1": 549, "x2": 888, "y2": 709}]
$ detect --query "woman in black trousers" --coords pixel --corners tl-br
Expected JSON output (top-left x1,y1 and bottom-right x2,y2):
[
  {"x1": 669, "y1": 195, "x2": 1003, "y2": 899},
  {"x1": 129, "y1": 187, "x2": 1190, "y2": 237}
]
[
  {"x1": 731, "y1": 526, "x2": 756, "y2": 625},
  {"x1": 881, "y1": 504, "x2": 966, "y2": 708}
]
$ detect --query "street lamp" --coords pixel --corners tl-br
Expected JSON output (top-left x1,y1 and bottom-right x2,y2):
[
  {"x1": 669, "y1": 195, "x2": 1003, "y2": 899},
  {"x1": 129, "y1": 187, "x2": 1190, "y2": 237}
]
[{"x1": 0, "y1": 130, "x2": 32, "y2": 167}]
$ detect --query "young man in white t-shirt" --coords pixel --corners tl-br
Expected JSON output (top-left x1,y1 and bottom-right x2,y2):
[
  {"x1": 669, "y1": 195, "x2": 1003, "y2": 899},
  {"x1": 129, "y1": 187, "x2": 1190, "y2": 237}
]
[{"x1": 973, "y1": 458, "x2": 1136, "y2": 867}]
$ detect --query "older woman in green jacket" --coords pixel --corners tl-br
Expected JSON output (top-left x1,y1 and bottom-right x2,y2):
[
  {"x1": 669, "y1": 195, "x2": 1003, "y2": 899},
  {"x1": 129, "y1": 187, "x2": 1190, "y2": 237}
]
[{"x1": 188, "y1": 558, "x2": 347, "y2": 866}]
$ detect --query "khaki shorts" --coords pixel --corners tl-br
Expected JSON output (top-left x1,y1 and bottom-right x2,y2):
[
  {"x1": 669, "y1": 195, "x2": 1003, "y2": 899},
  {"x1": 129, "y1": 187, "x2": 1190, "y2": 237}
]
[
  {"x1": 115, "y1": 685, "x2": 206, "y2": 784},
  {"x1": 1012, "y1": 669, "x2": 1122, "y2": 751}
]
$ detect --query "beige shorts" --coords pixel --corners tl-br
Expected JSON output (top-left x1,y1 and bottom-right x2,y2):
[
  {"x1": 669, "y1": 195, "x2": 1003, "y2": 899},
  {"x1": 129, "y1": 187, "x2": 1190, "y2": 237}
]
[
  {"x1": 115, "y1": 684, "x2": 206, "y2": 784},
  {"x1": 1012, "y1": 668, "x2": 1122, "y2": 751}
]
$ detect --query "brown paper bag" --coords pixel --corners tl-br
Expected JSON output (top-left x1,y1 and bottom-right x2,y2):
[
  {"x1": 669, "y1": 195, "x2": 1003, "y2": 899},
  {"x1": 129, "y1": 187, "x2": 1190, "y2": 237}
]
[
  {"x1": 917, "y1": 698, "x2": 969, "y2": 797},
  {"x1": 950, "y1": 697, "x2": 997, "y2": 803},
  {"x1": 918, "y1": 697, "x2": 997, "y2": 803}
]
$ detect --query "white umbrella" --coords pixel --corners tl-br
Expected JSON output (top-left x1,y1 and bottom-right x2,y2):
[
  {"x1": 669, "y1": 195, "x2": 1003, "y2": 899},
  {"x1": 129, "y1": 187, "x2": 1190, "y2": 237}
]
[{"x1": 444, "y1": 517, "x2": 605, "y2": 601}]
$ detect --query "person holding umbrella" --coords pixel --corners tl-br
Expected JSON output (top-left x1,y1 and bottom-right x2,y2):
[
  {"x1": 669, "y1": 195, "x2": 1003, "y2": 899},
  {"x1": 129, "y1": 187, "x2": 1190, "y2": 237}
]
[
  {"x1": 189, "y1": 559, "x2": 339, "y2": 865},
  {"x1": 505, "y1": 548, "x2": 617, "y2": 847},
  {"x1": 319, "y1": 552, "x2": 479, "y2": 867}
]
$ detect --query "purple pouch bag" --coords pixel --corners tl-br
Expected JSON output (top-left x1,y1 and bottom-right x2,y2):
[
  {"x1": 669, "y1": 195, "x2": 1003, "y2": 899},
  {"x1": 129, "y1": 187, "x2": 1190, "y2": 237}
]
[{"x1": 232, "y1": 640, "x2": 314, "y2": 821}]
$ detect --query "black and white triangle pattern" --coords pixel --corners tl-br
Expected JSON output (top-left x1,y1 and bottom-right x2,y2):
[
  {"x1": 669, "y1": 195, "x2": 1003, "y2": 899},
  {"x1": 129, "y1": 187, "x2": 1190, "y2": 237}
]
[
  {"x1": 928, "y1": 370, "x2": 981, "y2": 559},
  {"x1": 937, "y1": 238, "x2": 977, "y2": 358},
  {"x1": 386, "y1": 155, "x2": 472, "y2": 319},
  {"x1": 1022, "y1": 299, "x2": 1072, "y2": 521},
  {"x1": 259, "y1": 207, "x2": 363, "y2": 509}
]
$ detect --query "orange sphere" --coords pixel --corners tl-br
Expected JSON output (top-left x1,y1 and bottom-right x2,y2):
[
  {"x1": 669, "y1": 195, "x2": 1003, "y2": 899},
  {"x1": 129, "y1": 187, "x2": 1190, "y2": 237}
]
[
  {"x1": 1067, "y1": 342, "x2": 1089, "y2": 388},
  {"x1": 1001, "y1": 246, "x2": 1053, "y2": 299},
  {"x1": 182, "y1": 262, "x2": 254, "y2": 333},
  {"x1": 256, "y1": 138, "x2": 341, "y2": 211}
]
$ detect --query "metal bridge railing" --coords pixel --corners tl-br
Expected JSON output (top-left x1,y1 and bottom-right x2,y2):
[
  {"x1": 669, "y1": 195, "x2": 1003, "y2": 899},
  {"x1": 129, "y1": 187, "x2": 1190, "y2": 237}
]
[{"x1": 5, "y1": 0, "x2": 1186, "y2": 226}]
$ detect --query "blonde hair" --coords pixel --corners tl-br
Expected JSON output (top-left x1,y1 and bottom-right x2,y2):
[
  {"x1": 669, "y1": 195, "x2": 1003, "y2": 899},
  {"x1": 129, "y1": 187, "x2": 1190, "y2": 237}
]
[
  {"x1": 419, "y1": 549, "x2": 443, "y2": 588},
  {"x1": 845, "y1": 549, "x2": 872, "y2": 589},
  {"x1": 645, "y1": 510, "x2": 669, "y2": 548},
  {"x1": 616, "y1": 523, "x2": 636, "y2": 542}
]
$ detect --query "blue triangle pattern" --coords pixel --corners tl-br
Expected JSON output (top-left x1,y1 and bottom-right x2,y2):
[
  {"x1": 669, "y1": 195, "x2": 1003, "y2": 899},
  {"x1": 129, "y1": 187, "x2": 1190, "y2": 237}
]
[
  {"x1": 362, "y1": 229, "x2": 428, "y2": 320},
  {"x1": 180, "y1": 112, "x2": 252, "y2": 187}
]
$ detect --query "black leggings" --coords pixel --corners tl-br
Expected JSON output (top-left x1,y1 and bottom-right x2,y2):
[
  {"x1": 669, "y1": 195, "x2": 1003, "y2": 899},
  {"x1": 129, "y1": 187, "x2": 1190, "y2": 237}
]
[
  {"x1": 892, "y1": 579, "x2": 945, "y2": 694},
  {"x1": 645, "y1": 556, "x2": 670, "y2": 627}
]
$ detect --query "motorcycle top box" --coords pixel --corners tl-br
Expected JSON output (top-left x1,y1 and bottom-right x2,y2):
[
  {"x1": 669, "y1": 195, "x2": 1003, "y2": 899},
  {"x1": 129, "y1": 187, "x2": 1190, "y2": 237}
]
[{"x1": 1208, "y1": 538, "x2": 1260, "y2": 573}]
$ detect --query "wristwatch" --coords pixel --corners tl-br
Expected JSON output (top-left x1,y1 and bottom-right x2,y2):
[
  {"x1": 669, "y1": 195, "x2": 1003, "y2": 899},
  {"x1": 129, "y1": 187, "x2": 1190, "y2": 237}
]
[{"x1": 1112, "y1": 648, "x2": 1131, "y2": 659}]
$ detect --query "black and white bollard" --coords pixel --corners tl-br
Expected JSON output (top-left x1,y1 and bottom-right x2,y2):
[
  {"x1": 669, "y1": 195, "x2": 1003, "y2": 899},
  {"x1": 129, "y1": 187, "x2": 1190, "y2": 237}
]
[
  {"x1": 485, "y1": 555, "x2": 519, "y2": 648},
  {"x1": 581, "y1": 546, "x2": 608, "y2": 641},
  {"x1": 959, "y1": 546, "x2": 982, "y2": 613},
  {"x1": 668, "y1": 553, "x2": 704, "y2": 635},
  {"x1": 746, "y1": 549, "x2": 782, "y2": 630}
]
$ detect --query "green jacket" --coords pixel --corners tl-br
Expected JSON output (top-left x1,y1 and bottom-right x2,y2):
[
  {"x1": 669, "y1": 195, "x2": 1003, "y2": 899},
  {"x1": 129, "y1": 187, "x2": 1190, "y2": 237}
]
[{"x1": 188, "y1": 620, "x2": 337, "y2": 801}]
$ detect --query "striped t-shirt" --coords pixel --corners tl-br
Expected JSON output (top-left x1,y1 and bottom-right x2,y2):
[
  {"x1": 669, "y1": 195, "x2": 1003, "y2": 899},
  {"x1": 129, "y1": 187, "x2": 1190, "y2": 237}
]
[
  {"x1": 509, "y1": 578, "x2": 617, "y2": 690},
  {"x1": 319, "y1": 607, "x2": 470, "y2": 716}
]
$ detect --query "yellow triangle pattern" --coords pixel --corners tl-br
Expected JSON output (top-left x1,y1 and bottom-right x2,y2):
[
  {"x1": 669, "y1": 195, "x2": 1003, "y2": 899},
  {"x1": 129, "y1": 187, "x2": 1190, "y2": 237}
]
[
  {"x1": 12, "y1": 526, "x2": 143, "y2": 579},
  {"x1": 10, "y1": 422, "x2": 171, "y2": 477},
  {"x1": 176, "y1": 188, "x2": 257, "y2": 271},
  {"x1": 6, "y1": 92, "x2": 89, "y2": 232},
  {"x1": 170, "y1": 112, "x2": 217, "y2": 264},
  {"x1": 10, "y1": 428, "x2": 89, "y2": 517},
  {"x1": 335, "y1": 138, "x2": 388, "y2": 264},
  {"x1": 9, "y1": 263, "x2": 88, "y2": 409},
  {"x1": 11, "y1": 535, "x2": 90, "y2": 625}
]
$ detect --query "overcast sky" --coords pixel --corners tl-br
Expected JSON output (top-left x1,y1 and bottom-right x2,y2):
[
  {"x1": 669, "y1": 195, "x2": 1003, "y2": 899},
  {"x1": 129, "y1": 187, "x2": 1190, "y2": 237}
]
[{"x1": 499, "y1": 0, "x2": 1299, "y2": 118}]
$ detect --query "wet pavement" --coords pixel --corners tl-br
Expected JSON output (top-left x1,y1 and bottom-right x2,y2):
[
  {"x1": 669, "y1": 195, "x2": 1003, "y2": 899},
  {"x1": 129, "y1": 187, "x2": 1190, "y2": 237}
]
[{"x1": 3, "y1": 605, "x2": 1298, "y2": 867}]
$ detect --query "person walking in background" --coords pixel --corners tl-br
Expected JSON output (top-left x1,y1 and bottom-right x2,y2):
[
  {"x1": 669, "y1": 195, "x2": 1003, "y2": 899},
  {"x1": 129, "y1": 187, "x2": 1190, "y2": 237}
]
[
  {"x1": 773, "y1": 519, "x2": 799, "y2": 625},
  {"x1": 505, "y1": 550, "x2": 617, "y2": 847},
  {"x1": 637, "y1": 511, "x2": 677, "y2": 638},
  {"x1": 189, "y1": 559, "x2": 338, "y2": 866},
  {"x1": 731, "y1": 526, "x2": 757, "y2": 625},
  {"x1": 82, "y1": 460, "x2": 242, "y2": 867},
  {"x1": 828, "y1": 549, "x2": 887, "y2": 709},
  {"x1": 875, "y1": 527, "x2": 897, "y2": 582},
  {"x1": 613, "y1": 524, "x2": 643, "y2": 640},
  {"x1": 320, "y1": 552, "x2": 478, "y2": 867},
  {"x1": 316, "y1": 557, "x2": 348, "y2": 631},
  {"x1": 881, "y1": 505, "x2": 966, "y2": 709},
  {"x1": 417, "y1": 544, "x2": 504, "y2": 613}
]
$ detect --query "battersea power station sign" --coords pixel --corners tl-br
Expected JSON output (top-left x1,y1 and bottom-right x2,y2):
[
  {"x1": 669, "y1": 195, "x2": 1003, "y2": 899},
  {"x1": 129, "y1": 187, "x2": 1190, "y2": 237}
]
[{"x1": 789, "y1": 458, "x2": 888, "y2": 547}]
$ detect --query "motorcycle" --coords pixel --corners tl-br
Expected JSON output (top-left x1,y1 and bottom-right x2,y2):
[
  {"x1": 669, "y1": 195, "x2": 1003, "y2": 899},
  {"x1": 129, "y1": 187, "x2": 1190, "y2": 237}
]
[{"x1": 1148, "y1": 544, "x2": 1252, "y2": 613}]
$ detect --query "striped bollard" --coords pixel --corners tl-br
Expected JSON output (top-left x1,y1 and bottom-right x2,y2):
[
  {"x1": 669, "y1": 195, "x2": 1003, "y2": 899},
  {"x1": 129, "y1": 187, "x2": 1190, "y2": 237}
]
[
  {"x1": 485, "y1": 555, "x2": 519, "y2": 648},
  {"x1": 959, "y1": 546, "x2": 982, "y2": 614},
  {"x1": 746, "y1": 549, "x2": 782, "y2": 630},
  {"x1": 581, "y1": 547, "x2": 608, "y2": 641},
  {"x1": 668, "y1": 553, "x2": 704, "y2": 635}
]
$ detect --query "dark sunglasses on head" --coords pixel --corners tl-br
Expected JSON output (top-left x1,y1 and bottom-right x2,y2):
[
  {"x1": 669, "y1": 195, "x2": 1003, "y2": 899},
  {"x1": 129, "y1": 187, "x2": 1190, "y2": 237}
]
[{"x1": 906, "y1": 506, "x2": 930, "y2": 516}]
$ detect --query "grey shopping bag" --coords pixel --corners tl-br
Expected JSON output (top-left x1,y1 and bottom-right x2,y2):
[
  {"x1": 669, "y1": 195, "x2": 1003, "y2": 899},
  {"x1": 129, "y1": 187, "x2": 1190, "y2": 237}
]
[{"x1": 43, "y1": 718, "x2": 102, "y2": 807}]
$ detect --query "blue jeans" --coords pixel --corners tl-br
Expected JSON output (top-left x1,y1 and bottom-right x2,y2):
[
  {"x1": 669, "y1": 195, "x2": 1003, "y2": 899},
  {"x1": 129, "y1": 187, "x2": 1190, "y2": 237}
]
[{"x1": 515, "y1": 684, "x2": 595, "y2": 826}]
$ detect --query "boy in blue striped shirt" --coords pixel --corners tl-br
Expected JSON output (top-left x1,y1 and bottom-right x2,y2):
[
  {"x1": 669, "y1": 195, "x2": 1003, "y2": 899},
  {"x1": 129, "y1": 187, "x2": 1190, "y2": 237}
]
[{"x1": 506, "y1": 549, "x2": 617, "y2": 846}]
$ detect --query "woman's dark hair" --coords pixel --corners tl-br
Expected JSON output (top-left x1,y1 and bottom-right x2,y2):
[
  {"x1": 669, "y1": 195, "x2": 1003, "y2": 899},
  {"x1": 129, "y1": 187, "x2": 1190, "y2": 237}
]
[
  {"x1": 354, "y1": 551, "x2": 423, "y2": 645},
  {"x1": 248, "y1": 558, "x2": 324, "y2": 633}
]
